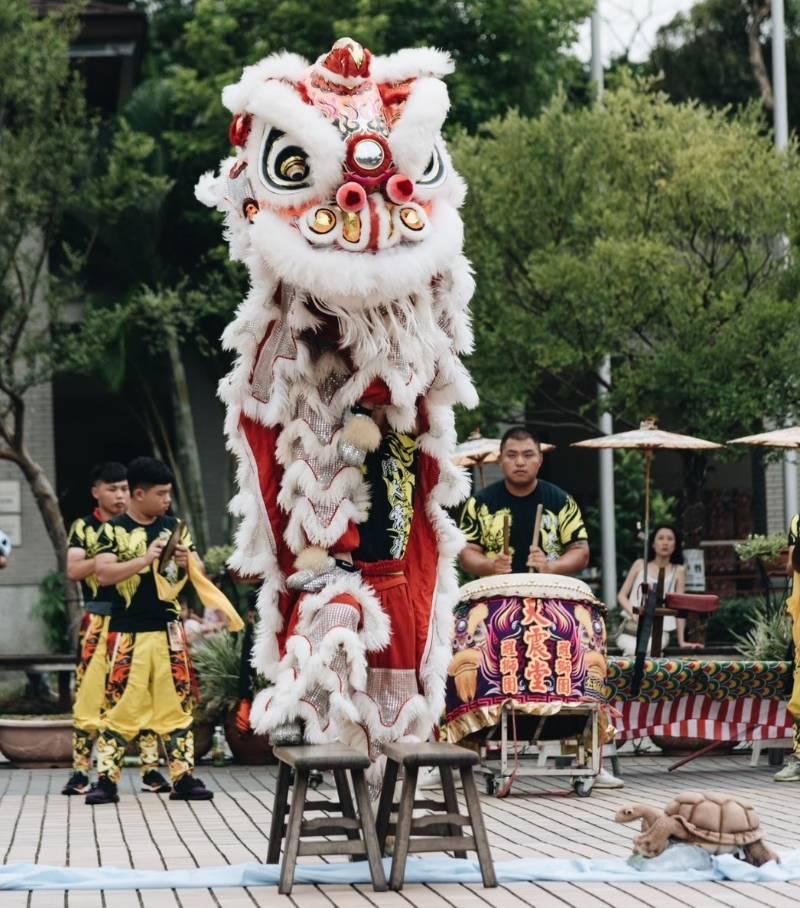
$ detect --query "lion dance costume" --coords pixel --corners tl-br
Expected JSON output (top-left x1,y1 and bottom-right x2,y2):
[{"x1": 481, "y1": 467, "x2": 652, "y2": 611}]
[{"x1": 197, "y1": 39, "x2": 477, "y2": 767}]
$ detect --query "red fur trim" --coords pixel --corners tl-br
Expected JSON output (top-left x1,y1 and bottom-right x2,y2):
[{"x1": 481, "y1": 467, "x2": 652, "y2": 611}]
[{"x1": 359, "y1": 379, "x2": 391, "y2": 407}]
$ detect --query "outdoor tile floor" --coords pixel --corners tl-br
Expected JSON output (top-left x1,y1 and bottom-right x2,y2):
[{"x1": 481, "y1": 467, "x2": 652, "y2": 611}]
[{"x1": 2, "y1": 752, "x2": 800, "y2": 906}]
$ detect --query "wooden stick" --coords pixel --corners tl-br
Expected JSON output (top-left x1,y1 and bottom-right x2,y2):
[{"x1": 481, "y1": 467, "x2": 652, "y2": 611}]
[
  {"x1": 502, "y1": 514, "x2": 510, "y2": 556},
  {"x1": 528, "y1": 504, "x2": 544, "y2": 573}
]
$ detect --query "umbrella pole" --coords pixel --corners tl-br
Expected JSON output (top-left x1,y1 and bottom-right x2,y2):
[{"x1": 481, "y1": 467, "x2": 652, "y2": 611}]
[
  {"x1": 643, "y1": 449, "x2": 653, "y2": 580},
  {"x1": 478, "y1": 463, "x2": 485, "y2": 489}
]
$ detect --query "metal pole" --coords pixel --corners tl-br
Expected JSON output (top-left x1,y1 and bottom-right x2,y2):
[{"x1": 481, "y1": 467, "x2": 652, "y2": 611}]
[
  {"x1": 598, "y1": 359, "x2": 617, "y2": 609},
  {"x1": 773, "y1": 0, "x2": 788, "y2": 151},
  {"x1": 592, "y1": 7, "x2": 617, "y2": 607},
  {"x1": 591, "y1": 5, "x2": 604, "y2": 101},
  {"x1": 772, "y1": 0, "x2": 798, "y2": 521}
]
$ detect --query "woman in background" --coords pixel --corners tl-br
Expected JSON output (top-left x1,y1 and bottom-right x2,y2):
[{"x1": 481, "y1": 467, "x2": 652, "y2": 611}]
[{"x1": 616, "y1": 525, "x2": 702, "y2": 656}]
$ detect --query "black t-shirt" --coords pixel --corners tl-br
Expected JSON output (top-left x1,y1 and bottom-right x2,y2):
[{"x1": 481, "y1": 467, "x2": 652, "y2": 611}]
[
  {"x1": 67, "y1": 511, "x2": 113, "y2": 611},
  {"x1": 353, "y1": 431, "x2": 418, "y2": 563},
  {"x1": 102, "y1": 514, "x2": 193, "y2": 633},
  {"x1": 459, "y1": 479, "x2": 588, "y2": 574}
]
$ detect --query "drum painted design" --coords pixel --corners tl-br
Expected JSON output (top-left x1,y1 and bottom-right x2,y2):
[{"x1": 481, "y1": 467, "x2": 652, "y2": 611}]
[{"x1": 444, "y1": 593, "x2": 607, "y2": 740}]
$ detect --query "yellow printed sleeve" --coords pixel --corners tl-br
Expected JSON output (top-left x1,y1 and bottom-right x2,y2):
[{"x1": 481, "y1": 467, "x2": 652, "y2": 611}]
[
  {"x1": 557, "y1": 495, "x2": 589, "y2": 548},
  {"x1": 67, "y1": 518, "x2": 87, "y2": 550},
  {"x1": 459, "y1": 497, "x2": 482, "y2": 546}
]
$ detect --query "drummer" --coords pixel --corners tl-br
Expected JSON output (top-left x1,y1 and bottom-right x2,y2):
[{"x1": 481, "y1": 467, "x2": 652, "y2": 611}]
[{"x1": 458, "y1": 426, "x2": 590, "y2": 578}]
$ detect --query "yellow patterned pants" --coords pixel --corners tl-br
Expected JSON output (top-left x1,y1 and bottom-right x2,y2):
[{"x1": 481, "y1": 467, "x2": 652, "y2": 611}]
[
  {"x1": 72, "y1": 614, "x2": 160, "y2": 774},
  {"x1": 96, "y1": 629, "x2": 195, "y2": 784}
]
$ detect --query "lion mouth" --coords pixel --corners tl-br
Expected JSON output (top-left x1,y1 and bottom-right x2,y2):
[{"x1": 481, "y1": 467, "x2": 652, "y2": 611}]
[{"x1": 298, "y1": 194, "x2": 429, "y2": 252}]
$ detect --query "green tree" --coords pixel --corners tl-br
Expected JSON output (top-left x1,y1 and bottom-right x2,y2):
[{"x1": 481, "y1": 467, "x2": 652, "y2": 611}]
[
  {"x1": 0, "y1": 1, "x2": 170, "y2": 638},
  {"x1": 452, "y1": 81, "x2": 800, "y2": 540}
]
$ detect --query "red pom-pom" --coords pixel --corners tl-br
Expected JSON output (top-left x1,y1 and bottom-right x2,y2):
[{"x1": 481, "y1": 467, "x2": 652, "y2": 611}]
[
  {"x1": 228, "y1": 113, "x2": 252, "y2": 148},
  {"x1": 336, "y1": 181, "x2": 367, "y2": 213},
  {"x1": 386, "y1": 173, "x2": 414, "y2": 204}
]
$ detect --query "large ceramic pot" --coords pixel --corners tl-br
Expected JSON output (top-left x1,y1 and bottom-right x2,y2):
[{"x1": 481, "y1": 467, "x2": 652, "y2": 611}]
[
  {"x1": 0, "y1": 717, "x2": 73, "y2": 766},
  {"x1": 223, "y1": 712, "x2": 276, "y2": 765}
]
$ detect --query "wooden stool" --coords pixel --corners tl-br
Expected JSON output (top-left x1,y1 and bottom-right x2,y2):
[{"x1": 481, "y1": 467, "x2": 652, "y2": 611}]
[
  {"x1": 375, "y1": 741, "x2": 497, "y2": 890},
  {"x1": 267, "y1": 744, "x2": 387, "y2": 894}
]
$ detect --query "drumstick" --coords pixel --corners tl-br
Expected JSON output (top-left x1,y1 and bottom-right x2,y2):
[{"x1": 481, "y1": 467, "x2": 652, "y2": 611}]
[
  {"x1": 502, "y1": 514, "x2": 510, "y2": 556},
  {"x1": 528, "y1": 504, "x2": 544, "y2": 573}
]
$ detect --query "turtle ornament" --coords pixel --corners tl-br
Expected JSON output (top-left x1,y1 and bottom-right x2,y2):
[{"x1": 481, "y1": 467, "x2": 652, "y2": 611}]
[{"x1": 615, "y1": 791, "x2": 779, "y2": 866}]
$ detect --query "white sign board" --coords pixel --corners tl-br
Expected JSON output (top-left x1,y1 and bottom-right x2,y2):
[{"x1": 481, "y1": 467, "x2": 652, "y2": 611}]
[
  {"x1": 0, "y1": 480, "x2": 21, "y2": 513},
  {"x1": 0, "y1": 514, "x2": 21, "y2": 547},
  {"x1": 684, "y1": 548, "x2": 706, "y2": 592}
]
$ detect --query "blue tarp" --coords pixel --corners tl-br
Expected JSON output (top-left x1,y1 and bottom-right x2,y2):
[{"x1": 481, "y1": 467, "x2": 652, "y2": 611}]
[{"x1": 2, "y1": 847, "x2": 800, "y2": 890}]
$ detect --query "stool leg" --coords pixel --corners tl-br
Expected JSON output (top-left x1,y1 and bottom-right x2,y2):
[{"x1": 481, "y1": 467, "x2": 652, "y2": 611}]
[
  {"x1": 389, "y1": 765, "x2": 418, "y2": 891},
  {"x1": 333, "y1": 768, "x2": 361, "y2": 845},
  {"x1": 350, "y1": 768, "x2": 388, "y2": 892},
  {"x1": 266, "y1": 761, "x2": 291, "y2": 864},
  {"x1": 376, "y1": 759, "x2": 399, "y2": 854},
  {"x1": 460, "y1": 766, "x2": 496, "y2": 888},
  {"x1": 279, "y1": 767, "x2": 309, "y2": 895},
  {"x1": 440, "y1": 765, "x2": 467, "y2": 859}
]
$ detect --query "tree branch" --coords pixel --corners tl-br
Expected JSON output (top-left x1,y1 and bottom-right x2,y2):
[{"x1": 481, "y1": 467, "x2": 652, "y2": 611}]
[{"x1": 746, "y1": 0, "x2": 773, "y2": 111}]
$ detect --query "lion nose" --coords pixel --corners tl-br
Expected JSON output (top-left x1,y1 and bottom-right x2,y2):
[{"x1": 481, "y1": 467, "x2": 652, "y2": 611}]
[
  {"x1": 336, "y1": 181, "x2": 367, "y2": 212},
  {"x1": 386, "y1": 174, "x2": 414, "y2": 204}
]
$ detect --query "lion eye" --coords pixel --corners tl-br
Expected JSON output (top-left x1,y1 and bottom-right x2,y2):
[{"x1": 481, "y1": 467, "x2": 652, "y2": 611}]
[
  {"x1": 260, "y1": 128, "x2": 311, "y2": 192},
  {"x1": 418, "y1": 144, "x2": 446, "y2": 187}
]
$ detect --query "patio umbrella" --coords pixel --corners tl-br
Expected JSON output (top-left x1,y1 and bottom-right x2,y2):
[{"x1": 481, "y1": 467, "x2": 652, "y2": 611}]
[
  {"x1": 572, "y1": 419, "x2": 722, "y2": 695},
  {"x1": 729, "y1": 426, "x2": 800, "y2": 448},
  {"x1": 572, "y1": 418, "x2": 722, "y2": 569},
  {"x1": 730, "y1": 426, "x2": 800, "y2": 571}
]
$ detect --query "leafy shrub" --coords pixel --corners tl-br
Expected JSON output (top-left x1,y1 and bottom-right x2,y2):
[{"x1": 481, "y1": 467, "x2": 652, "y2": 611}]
[
  {"x1": 705, "y1": 597, "x2": 764, "y2": 645},
  {"x1": 733, "y1": 601, "x2": 792, "y2": 661},
  {"x1": 34, "y1": 571, "x2": 70, "y2": 653}
]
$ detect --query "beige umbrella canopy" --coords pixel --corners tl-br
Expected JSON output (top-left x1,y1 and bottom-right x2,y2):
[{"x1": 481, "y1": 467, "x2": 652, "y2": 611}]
[
  {"x1": 572, "y1": 418, "x2": 722, "y2": 566},
  {"x1": 729, "y1": 426, "x2": 800, "y2": 448}
]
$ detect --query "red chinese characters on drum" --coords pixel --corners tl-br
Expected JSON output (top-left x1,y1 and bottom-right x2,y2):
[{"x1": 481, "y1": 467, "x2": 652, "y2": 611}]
[{"x1": 444, "y1": 576, "x2": 607, "y2": 740}]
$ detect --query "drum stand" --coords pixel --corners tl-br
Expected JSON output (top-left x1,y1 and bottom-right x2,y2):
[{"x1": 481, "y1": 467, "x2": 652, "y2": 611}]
[{"x1": 475, "y1": 702, "x2": 601, "y2": 797}]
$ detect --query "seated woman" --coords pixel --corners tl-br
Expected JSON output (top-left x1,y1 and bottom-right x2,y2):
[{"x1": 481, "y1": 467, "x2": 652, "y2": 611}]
[{"x1": 616, "y1": 525, "x2": 702, "y2": 656}]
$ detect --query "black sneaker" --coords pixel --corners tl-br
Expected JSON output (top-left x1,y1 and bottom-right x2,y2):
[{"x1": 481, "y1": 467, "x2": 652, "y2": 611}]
[
  {"x1": 85, "y1": 775, "x2": 119, "y2": 805},
  {"x1": 62, "y1": 771, "x2": 90, "y2": 796},
  {"x1": 141, "y1": 769, "x2": 171, "y2": 793},
  {"x1": 169, "y1": 774, "x2": 214, "y2": 801}
]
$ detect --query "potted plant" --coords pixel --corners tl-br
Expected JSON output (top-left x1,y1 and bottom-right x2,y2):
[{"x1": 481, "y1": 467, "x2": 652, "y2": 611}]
[
  {"x1": 0, "y1": 688, "x2": 73, "y2": 766},
  {"x1": 191, "y1": 630, "x2": 275, "y2": 764}
]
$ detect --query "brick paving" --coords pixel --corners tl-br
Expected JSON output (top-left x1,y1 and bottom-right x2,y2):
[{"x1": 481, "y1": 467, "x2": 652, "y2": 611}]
[{"x1": 1, "y1": 752, "x2": 799, "y2": 906}]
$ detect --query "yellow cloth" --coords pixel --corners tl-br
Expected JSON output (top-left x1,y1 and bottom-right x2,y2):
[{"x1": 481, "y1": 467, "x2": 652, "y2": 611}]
[
  {"x1": 153, "y1": 555, "x2": 244, "y2": 632},
  {"x1": 786, "y1": 572, "x2": 800, "y2": 719}
]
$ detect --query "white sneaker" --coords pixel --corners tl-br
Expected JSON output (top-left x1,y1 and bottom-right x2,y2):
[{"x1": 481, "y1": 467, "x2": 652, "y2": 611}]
[
  {"x1": 774, "y1": 758, "x2": 800, "y2": 782},
  {"x1": 593, "y1": 767, "x2": 624, "y2": 789}
]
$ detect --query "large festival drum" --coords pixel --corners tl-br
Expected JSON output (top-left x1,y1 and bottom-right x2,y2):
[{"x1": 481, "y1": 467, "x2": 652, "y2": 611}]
[{"x1": 442, "y1": 573, "x2": 607, "y2": 744}]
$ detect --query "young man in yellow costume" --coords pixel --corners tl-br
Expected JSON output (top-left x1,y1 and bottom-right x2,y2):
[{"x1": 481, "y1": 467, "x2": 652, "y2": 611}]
[
  {"x1": 63, "y1": 462, "x2": 167, "y2": 796},
  {"x1": 88, "y1": 457, "x2": 240, "y2": 805}
]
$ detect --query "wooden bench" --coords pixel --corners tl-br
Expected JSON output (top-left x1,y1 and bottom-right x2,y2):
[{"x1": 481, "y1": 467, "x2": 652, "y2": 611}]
[
  {"x1": 375, "y1": 741, "x2": 496, "y2": 891},
  {"x1": 267, "y1": 744, "x2": 387, "y2": 895}
]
